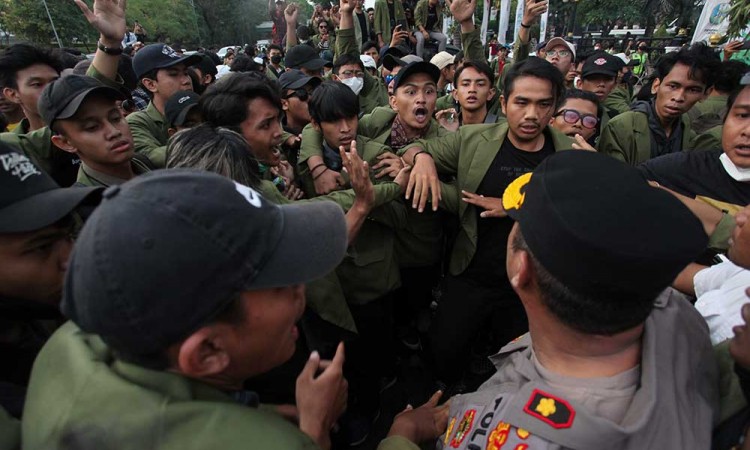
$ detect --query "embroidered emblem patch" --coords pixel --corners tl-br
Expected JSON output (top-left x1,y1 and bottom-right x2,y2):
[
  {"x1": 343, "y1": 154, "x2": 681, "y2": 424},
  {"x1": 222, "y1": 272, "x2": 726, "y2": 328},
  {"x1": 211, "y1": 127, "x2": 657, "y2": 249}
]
[
  {"x1": 523, "y1": 389, "x2": 575, "y2": 429},
  {"x1": 450, "y1": 409, "x2": 476, "y2": 448},
  {"x1": 486, "y1": 421, "x2": 511, "y2": 450},
  {"x1": 516, "y1": 428, "x2": 529, "y2": 440},
  {"x1": 594, "y1": 57, "x2": 607, "y2": 65},
  {"x1": 444, "y1": 416, "x2": 457, "y2": 445}
]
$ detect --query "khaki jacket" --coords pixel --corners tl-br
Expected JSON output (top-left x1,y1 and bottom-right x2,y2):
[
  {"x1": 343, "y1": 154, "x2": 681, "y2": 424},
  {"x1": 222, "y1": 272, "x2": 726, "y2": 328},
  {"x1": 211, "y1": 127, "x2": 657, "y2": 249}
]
[
  {"x1": 126, "y1": 102, "x2": 169, "y2": 168},
  {"x1": 335, "y1": 28, "x2": 389, "y2": 116},
  {"x1": 373, "y1": 0, "x2": 406, "y2": 42},
  {"x1": 693, "y1": 124, "x2": 723, "y2": 151},
  {"x1": 404, "y1": 122, "x2": 573, "y2": 276},
  {"x1": 414, "y1": 0, "x2": 442, "y2": 32}
]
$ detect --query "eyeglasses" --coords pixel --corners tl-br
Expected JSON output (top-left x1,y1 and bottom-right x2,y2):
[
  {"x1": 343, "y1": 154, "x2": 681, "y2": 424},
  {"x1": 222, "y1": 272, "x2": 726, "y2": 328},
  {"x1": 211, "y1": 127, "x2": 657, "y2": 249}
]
[
  {"x1": 556, "y1": 109, "x2": 599, "y2": 129},
  {"x1": 284, "y1": 88, "x2": 311, "y2": 101},
  {"x1": 546, "y1": 50, "x2": 571, "y2": 58},
  {"x1": 340, "y1": 70, "x2": 364, "y2": 78}
]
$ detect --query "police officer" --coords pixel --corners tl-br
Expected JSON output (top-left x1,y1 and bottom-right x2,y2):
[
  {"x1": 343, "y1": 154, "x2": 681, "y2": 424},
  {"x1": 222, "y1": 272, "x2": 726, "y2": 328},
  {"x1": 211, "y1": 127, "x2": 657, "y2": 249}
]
[{"x1": 439, "y1": 150, "x2": 717, "y2": 450}]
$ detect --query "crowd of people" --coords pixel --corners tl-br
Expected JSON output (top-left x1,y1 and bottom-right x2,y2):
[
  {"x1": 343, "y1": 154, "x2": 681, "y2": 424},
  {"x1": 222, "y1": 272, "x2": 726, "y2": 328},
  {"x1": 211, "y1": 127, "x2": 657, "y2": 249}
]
[{"x1": 1, "y1": 0, "x2": 750, "y2": 448}]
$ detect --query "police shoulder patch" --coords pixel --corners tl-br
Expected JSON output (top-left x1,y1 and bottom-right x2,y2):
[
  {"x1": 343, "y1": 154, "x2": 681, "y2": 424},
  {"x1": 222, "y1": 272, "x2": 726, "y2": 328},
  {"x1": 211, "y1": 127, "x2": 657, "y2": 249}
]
[
  {"x1": 522, "y1": 389, "x2": 575, "y2": 429},
  {"x1": 450, "y1": 409, "x2": 476, "y2": 448}
]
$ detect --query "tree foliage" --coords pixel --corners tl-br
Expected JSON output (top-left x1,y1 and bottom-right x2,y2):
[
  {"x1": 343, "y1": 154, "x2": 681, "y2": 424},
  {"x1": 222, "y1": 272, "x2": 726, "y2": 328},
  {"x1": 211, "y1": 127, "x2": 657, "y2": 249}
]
[
  {"x1": 726, "y1": 0, "x2": 750, "y2": 38},
  {"x1": 0, "y1": 0, "x2": 96, "y2": 46}
]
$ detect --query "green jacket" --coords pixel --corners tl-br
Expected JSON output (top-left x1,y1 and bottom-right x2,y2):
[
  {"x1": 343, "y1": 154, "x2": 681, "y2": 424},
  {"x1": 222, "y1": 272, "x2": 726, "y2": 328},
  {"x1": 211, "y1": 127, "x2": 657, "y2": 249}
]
[
  {"x1": 0, "y1": 126, "x2": 80, "y2": 187},
  {"x1": 126, "y1": 102, "x2": 169, "y2": 168},
  {"x1": 598, "y1": 111, "x2": 696, "y2": 166},
  {"x1": 687, "y1": 94, "x2": 727, "y2": 135},
  {"x1": 602, "y1": 85, "x2": 632, "y2": 116},
  {"x1": 23, "y1": 322, "x2": 418, "y2": 450},
  {"x1": 75, "y1": 156, "x2": 154, "y2": 188},
  {"x1": 373, "y1": 0, "x2": 406, "y2": 42},
  {"x1": 353, "y1": 9, "x2": 372, "y2": 46},
  {"x1": 335, "y1": 28, "x2": 389, "y2": 115},
  {"x1": 414, "y1": 0, "x2": 442, "y2": 32},
  {"x1": 693, "y1": 124, "x2": 723, "y2": 151},
  {"x1": 403, "y1": 123, "x2": 574, "y2": 276},
  {"x1": 259, "y1": 170, "x2": 405, "y2": 325},
  {"x1": 299, "y1": 107, "x2": 449, "y2": 268}
]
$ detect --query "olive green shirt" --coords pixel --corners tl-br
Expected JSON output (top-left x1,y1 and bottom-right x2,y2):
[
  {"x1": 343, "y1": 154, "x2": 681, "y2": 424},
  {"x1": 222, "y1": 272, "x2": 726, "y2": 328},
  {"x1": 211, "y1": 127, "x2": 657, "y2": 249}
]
[
  {"x1": 22, "y1": 321, "x2": 418, "y2": 450},
  {"x1": 693, "y1": 124, "x2": 723, "y2": 151},
  {"x1": 688, "y1": 94, "x2": 727, "y2": 135},
  {"x1": 75, "y1": 157, "x2": 153, "y2": 188},
  {"x1": 126, "y1": 102, "x2": 168, "y2": 168},
  {"x1": 335, "y1": 28, "x2": 389, "y2": 116}
]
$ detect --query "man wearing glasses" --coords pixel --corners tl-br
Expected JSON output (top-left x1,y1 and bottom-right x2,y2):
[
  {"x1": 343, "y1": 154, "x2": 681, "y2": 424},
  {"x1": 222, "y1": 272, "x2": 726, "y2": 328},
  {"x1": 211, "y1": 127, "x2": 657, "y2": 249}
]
[
  {"x1": 312, "y1": 19, "x2": 332, "y2": 54},
  {"x1": 279, "y1": 70, "x2": 321, "y2": 167},
  {"x1": 550, "y1": 89, "x2": 600, "y2": 145},
  {"x1": 543, "y1": 37, "x2": 576, "y2": 77}
]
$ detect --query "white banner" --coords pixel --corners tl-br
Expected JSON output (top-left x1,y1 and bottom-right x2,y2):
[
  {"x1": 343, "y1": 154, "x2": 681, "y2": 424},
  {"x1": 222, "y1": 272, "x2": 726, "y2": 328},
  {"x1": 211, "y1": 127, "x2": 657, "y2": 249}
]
[
  {"x1": 480, "y1": 0, "x2": 491, "y2": 44},
  {"x1": 512, "y1": 0, "x2": 525, "y2": 47},
  {"x1": 691, "y1": 0, "x2": 731, "y2": 44},
  {"x1": 498, "y1": 0, "x2": 512, "y2": 43},
  {"x1": 540, "y1": 8, "x2": 548, "y2": 42}
]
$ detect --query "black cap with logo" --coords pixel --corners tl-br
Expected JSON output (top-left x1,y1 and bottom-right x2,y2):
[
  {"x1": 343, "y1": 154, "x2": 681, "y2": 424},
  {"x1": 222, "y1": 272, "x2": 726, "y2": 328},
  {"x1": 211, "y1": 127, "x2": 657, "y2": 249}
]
[
  {"x1": 0, "y1": 141, "x2": 101, "y2": 233},
  {"x1": 581, "y1": 51, "x2": 622, "y2": 78},
  {"x1": 278, "y1": 69, "x2": 322, "y2": 91},
  {"x1": 133, "y1": 44, "x2": 202, "y2": 80},
  {"x1": 392, "y1": 61, "x2": 440, "y2": 91},
  {"x1": 164, "y1": 90, "x2": 201, "y2": 128}
]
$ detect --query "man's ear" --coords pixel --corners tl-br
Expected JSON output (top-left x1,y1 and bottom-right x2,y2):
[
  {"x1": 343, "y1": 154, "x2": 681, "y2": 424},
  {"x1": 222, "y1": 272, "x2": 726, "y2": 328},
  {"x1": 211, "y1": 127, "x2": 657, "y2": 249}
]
[
  {"x1": 500, "y1": 94, "x2": 507, "y2": 116},
  {"x1": 281, "y1": 98, "x2": 290, "y2": 112},
  {"x1": 487, "y1": 87, "x2": 496, "y2": 102},
  {"x1": 311, "y1": 119, "x2": 321, "y2": 132},
  {"x1": 509, "y1": 250, "x2": 533, "y2": 290},
  {"x1": 389, "y1": 93, "x2": 398, "y2": 111},
  {"x1": 2, "y1": 87, "x2": 21, "y2": 105},
  {"x1": 176, "y1": 326, "x2": 231, "y2": 378},
  {"x1": 167, "y1": 127, "x2": 177, "y2": 137},
  {"x1": 651, "y1": 77, "x2": 661, "y2": 96},
  {"x1": 141, "y1": 77, "x2": 158, "y2": 95},
  {"x1": 51, "y1": 133, "x2": 78, "y2": 155}
]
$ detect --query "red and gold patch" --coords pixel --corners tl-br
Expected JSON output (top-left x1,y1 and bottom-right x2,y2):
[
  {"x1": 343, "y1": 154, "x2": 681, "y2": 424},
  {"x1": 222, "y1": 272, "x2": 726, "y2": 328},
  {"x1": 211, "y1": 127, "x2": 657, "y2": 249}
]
[
  {"x1": 523, "y1": 389, "x2": 575, "y2": 429},
  {"x1": 486, "y1": 421, "x2": 511, "y2": 450},
  {"x1": 444, "y1": 416, "x2": 457, "y2": 445},
  {"x1": 450, "y1": 409, "x2": 476, "y2": 448}
]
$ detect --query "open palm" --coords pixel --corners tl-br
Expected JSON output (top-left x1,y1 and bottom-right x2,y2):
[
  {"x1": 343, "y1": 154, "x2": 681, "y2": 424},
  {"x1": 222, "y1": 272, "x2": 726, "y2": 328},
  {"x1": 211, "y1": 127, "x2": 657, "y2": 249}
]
[{"x1": 75, "y1": 0, "x2": 127, "y2": 42}]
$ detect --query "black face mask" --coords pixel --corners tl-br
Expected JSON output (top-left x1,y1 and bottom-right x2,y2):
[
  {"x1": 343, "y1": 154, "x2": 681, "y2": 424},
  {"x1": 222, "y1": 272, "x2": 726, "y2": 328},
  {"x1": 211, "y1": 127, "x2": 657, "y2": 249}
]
[{"x1": 271, "y1": 55, "x2": 283, "y2": 64}]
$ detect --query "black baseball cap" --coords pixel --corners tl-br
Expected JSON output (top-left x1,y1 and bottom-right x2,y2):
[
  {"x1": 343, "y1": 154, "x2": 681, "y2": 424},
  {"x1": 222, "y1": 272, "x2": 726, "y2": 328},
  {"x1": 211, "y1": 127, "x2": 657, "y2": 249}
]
[
  {"x1": 38, "y1": 75, "x2": 127, "y2": 130},
  {"x1": 164, "y1": 90, "x2": 201, "y2": 128},
  {"x1": 582, "y1": 52, "x2": 621, "y2": 78},
  {"x1": 133, "y1": 44, "x2": 202, "y2": 80},
  {"x1": 392, "y1": 61, "x2": 440, "y2": 91},
  {"x1": 193, "y1": 54, "x2": 218, "y2": 77},
  {"x1": 285, "y1": 44, "x2": 328, "y2": 71},
  {"x1": 278, "y1": 69, "x2": 322, "y2": 90},
  {"x1": 502, "y1": 151, "x2": 706, "y2": 299},
  {"x1": 0, "y1": 141, "x2": 101, "y2": 233},
  {"x1": 62, "y1": 170, "x2": 348, "y2": 355}
]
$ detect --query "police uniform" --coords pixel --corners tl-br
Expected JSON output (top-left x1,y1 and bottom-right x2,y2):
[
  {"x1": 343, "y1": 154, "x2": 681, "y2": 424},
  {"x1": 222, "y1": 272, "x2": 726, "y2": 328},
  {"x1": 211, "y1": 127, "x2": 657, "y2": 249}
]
[{"x1": 440, "y1": 290, "x2": 719, "y2": 450}]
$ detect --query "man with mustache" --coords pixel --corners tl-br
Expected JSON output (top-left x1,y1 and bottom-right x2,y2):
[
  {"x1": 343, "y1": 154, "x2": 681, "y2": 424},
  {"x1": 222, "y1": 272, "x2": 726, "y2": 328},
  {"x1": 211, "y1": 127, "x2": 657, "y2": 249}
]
[
  {"x1": 400, "y1": 57, "x2": 573, "y2": 393},
  {"x1": 599, "y1": 43, "x2": 720, "y2": 165}
]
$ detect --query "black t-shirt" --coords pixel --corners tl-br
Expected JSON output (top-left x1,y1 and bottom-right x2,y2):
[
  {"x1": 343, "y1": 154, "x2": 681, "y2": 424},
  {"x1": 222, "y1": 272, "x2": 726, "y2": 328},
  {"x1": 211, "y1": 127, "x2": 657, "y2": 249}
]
[
  {"x1": 462, "y1": 132, "x2": 556, "y2": 288},
  {"x1": 356, "y1": 11, "x2": 368, "y2": 44},
  {"x1": 426, "y1": 4, "x2": 438, "y2": 31}
]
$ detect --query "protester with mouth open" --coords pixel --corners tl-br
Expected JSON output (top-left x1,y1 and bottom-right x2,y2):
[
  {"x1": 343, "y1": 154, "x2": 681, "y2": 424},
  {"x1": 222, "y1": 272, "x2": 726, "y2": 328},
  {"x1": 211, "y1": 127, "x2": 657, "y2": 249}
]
[
  {"x1": 599, "y1": 43, "x2": 720, "y2": 165},
  {"x1": 398, "y1": 57, "x2": 574, "y2": 394}
]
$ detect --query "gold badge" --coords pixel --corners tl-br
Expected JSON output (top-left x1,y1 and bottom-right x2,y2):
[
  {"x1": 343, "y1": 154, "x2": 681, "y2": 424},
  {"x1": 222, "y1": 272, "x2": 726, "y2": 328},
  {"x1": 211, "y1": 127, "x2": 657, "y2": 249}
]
[{"x1": 502, "y1": 172, "x2": 532, "y2": 213}]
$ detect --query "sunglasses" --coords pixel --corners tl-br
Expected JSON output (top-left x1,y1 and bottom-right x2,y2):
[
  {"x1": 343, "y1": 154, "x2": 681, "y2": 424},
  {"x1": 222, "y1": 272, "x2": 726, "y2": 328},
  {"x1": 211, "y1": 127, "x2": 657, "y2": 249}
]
[
  {"x1": 385, "y1": 74, "x2": 395, "y2": 85},
  {"x1": 284, "y1": 88, "x2": 311, "y2": 101},
  {"x1": 556, "y1": 109, "x2": 599, "y2": 129}
]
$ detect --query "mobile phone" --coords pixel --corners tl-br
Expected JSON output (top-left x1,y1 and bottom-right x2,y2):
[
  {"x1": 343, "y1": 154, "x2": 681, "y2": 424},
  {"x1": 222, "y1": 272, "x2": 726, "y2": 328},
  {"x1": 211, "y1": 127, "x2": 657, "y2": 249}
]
[{"x1": 741, "y1": 40, "x2": 750, "y2": 50}]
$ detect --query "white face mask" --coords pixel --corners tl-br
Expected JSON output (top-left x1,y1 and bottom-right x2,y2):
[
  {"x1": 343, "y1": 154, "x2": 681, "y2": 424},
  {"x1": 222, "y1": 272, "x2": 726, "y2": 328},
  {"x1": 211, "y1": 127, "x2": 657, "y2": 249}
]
[
  {"x1": 341, "y1": 76, "x2": 364, "y2": 95},
  {"x1": 720, "y1": 153, "x2": 750, "y2": 182}
]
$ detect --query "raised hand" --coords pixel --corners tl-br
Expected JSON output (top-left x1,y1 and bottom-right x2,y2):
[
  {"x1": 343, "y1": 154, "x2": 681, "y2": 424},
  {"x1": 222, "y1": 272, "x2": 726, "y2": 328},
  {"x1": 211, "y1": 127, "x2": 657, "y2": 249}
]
[
  {"x1": 285, "y1": 3, "x2": 299, "y2": 25},
  {"x1": 74, "y1": 0, "x2": 127, "y2": 44},
  {"x1": 341, "y1": 140, "x2": 374, "y2": 208},
  {"x1": 522, "y1": 0, "x2": 548, "y2": 25},
  {"x1": 447, "y1": 0, "x2": 476, "y2": 24}
]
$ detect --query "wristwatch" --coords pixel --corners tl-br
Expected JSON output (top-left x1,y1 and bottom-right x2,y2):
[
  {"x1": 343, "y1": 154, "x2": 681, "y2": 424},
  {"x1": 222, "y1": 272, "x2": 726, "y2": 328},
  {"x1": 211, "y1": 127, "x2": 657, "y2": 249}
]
[{"x1": 97, "y1": 40, "x2": 123, "y2": 55}]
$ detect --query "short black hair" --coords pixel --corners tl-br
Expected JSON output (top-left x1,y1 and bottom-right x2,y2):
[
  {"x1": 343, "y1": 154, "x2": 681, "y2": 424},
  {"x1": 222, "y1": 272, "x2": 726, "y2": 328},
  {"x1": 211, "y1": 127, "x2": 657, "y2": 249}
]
[
  {"x1": 230, "y1": 54, "x2": 262, "y2": 73},
  {"x1": 504, "y1": 57, "x2": 565, "y2": 110},
  {"x1": 715, "y1": 60, "x2": 749, "y2": 95},
  {"x1": 201, "y1": 72, "x2": 282, "y2": 129},
  {"x1": 366, "y1": 7, "x2": 374, "y2": 12},
  {"x1": 653, "y1": 42, "x2": 721, "y2": 90},
  {"x1": 333, "y1": 54, "x2": 364, "y2": 74},
  {"x1": 727, "y1": 84, "x2": 750, "y2": 118},
  {"x1": 308, "y1": 81, "x2": 359, "y2": 124},
  {"x1": 268, "y1": 44, "x2": 284, "y2": 54},
  {"x1": 361, "y1": 40, "x2": 378, "y2": 54},
  {"x1": 454, "y1": 60, "x2": 495, "y2": 87},
  {"x1": 560, "y1": 88, "x2": 602, "y2": 118},
  {"x1": 0, "y1": 43, "x2": 64, "y2": 90},
  {"x1": 512, "y1": 229, "x2": 654, "y2": 335}
]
